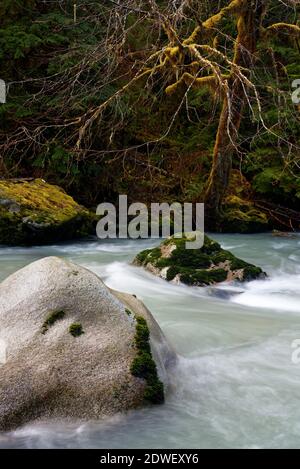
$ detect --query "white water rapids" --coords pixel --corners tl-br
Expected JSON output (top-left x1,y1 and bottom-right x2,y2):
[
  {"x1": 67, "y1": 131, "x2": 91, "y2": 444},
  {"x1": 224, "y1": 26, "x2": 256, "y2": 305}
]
[{"x1": 0, "y1": 233, "x2": 300, "y2": 448}]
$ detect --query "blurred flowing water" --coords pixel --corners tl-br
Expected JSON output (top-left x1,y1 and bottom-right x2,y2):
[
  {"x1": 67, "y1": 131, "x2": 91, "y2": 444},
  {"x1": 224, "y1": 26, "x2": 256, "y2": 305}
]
[{"x1": 1, "y1": 233, "x2": 300, "y2": 448}]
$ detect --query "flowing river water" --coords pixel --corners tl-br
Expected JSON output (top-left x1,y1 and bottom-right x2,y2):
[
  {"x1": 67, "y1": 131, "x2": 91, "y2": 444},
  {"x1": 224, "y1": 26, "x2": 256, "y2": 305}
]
[{"x1": 1, "y1": 233, "x2": 300, "y2": 449}]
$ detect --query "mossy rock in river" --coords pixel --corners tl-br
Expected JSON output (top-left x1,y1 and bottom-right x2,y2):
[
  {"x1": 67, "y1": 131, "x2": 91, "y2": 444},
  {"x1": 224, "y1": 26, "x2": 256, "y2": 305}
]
[
  {"x1": 134, "y1": 234, "x2": 266, "y2": 286},
  {"x1": 0, "y1": 179, "x2": 95, "y2": 245}
]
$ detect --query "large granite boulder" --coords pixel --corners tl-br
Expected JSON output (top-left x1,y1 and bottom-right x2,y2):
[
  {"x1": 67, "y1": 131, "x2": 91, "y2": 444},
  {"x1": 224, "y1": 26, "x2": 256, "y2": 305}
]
[
  {"x1": 134, "y1": 234, "x2": 266, "y2": 286},
  {"x1": 0, "y1": 179, "x2": 95, "y2": 245},
  {"x1": 0, "y1": 257, "x2": 174, "y2": 430}
]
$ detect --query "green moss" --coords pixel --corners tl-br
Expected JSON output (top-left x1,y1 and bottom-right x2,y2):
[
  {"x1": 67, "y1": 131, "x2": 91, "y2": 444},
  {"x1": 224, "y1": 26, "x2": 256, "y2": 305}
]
[
  {"x1": 222, "y1": 208, "x2": 268, "y2": 233},
  {"x1": 223, "y1": 196, "x2": 269, "y2": 233},
  {"x1": 180, "y1": 268, "x2": 228, "y2": 286},
  {"x1": 130, "y1": 316, "x2": 164, "y2": 405},
  {"x1": 134, "y1": 233, "x2": 265, "y2": 285},
  {"x1": 131, "y1": 350, "x2": 157, "y2": 377},
  {"x1": 166, "y1": 265, "x2": 180, "y2": 281},
  {"x1": 69, "y1": 323, "x2": 84, "y2": 337},
  {"x1": 41, "y1": 309, "x2": 65, "y2": 334},
  {"x1": 134, "y1": 317, "x2": 151, "y2": 353},
  {"x1": 252, "y1": 167, "x2": 300, "y2": 207},
  {"x1": 201, "y1": 235, "x2": 222, "y2": 255},
  {"x1": 136, "y1": 235, "x2": 222, "y2": 284},
  {"x1": 135, "y1": 249, "x2": 152, "y2": 264},
  {"x1": 143, "y1": 377, "x2": 165, "y2": 404},
  {"x1": 169, "y1": 248, "x2": 211, "y2": 269},
  {"x1": 0, "y1": 179, "x2": 95, "y2": 245},
  {"x1": 243, "y1": 265, "x2": 265, "y2": 281},
  {"x1": 146, "y1": 247, "x2": 162, "y2": 262},
  {"x1": 213, "y1": 250, "x2": 247, "y2": 270}
]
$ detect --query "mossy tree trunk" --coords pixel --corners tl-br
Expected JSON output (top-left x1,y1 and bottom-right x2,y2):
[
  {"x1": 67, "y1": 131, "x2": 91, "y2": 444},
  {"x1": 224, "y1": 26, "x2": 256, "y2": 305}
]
[{"x1": 204, "y1": 0, "x2": 266, "y2": 229}]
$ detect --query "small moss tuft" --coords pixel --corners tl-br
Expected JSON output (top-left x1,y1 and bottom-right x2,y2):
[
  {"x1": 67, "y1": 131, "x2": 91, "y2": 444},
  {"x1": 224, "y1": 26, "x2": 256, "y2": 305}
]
[
  {"x1": 243, "y1": 265, "x2": 265, "y2": 281},
  {"x1": 143, "y1": 379, "x2": 165, "y2": 404},
  {"x1": 69, "y1": 322, "x2": 84, "y2": 337},
  {"x1": 131, "y1": 350, "x2": 156, "y2": 377},
  {"x1": 41, "y1": 309, "x2": 65, "y2": 334},
  {"x1": 130, "y1": 316, "x2": 164, "y2": 404},
  {"x1": 134, "y1": 316, "x2": 151, "y2": 353},
  {"x1": 166, "y1": 265, "x2": 179, "y2": 281},
  {"x1": 135, "y1": 249, "x2": 152, "y2": 264}
]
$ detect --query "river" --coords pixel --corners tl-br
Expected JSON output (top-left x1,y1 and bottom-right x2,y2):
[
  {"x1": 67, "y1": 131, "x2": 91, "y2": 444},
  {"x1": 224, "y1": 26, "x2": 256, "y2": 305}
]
[{"x1": 0, "y1": 233, "x2": 300, "y2": 448}]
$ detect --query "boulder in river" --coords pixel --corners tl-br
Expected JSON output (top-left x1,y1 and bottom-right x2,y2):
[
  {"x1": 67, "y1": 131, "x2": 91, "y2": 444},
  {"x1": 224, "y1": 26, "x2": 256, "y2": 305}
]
[
  {"x1": 0, "y1": 257, "x2": 175, "y2": 431},
  {"x1": 0, "y1": 179, "x2": 95, "y2": 245},
  {"x1": 134, "y1": 234, "x2": 266, "y2": 286}
]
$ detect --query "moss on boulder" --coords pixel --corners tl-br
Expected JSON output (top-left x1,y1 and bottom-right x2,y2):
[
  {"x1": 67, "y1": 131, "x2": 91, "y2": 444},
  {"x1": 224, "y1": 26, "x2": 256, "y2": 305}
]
[
  {"x1": 0, "y1": 257, "x2": 174, "y2": 430},
  {"x1": 134, "y1": 234, "x2": 266, "y2": 287},
  {"x1": 0, "y1": 179, "x2": 95, "y2": 245},
  {"x1": 221, "y1": 170, "x2": 270, "y2": 233},
  {"x1": 130, "y1": 316, "x2": 164, "y2": 404},
  {"x1": 222, "y1": 195, "x2": 269, "y2": 233}
]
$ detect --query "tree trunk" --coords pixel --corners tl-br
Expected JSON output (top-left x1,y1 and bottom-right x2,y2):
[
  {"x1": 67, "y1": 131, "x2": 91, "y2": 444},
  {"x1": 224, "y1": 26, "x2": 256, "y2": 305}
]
[{"x1": 204, "y1": 0, "x2": 266, "y2": 229}]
